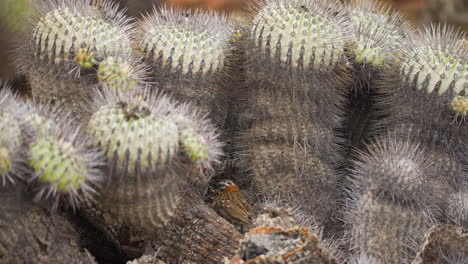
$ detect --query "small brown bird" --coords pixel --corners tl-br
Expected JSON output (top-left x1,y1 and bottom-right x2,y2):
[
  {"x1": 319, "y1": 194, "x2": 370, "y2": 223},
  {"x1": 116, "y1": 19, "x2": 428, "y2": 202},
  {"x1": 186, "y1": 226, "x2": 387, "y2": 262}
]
[{"x1": 213, "y1": 180, "x2": 254, "y2": 228}]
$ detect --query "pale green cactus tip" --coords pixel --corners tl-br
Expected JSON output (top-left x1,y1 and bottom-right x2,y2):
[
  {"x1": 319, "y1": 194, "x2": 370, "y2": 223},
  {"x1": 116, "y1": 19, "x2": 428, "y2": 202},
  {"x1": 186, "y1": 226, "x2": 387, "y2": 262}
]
[
  {"x1": 401, "y1": 26, "x2": 468, "y2": 96},
  {"x1": 180, "y1": 127, "x2": 209, "y2": 164},
  {"x1": 251, "y1": 1, "x2": 348, "y2": 70},
  {"x1": 87, "y1": 98, "x2": 180, "y2": 174},
  {"x1": 451, "y1": 96, "x2": 468, "y2": 116},
  {"x1": 29, "y1": 2, "x2": 132, "y2": 69},
  {"x1": 97, "y1": 57, "x2": 139, "y2": 91},
  {"x1": 140, "y1": 8, "x2": 231, "y2": 76},
  {"x1": 30, "y1": 138, "x2": 86, "y2": 192},
  {"x1": 28, "y1": 133, "x2": 103, "y2": 210},
  {"x1": 347, "y1": 2, "x2": 407, "y2": 67}
]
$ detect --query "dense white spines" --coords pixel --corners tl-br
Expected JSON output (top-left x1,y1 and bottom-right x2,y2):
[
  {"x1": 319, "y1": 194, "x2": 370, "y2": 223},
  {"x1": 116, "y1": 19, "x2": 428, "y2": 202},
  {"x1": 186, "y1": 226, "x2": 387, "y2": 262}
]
[
  {"x1": 400, "y1": 24, "x2": 467, "y2": 96},
  {"x1": 0, "y1": 86, "x2": 26, "y2": 185},
  {"x1": 248, "y1": 0, "x2": 350, "y2": 73},
  {"x1": 350, "y1": 137, "x2": 441, "y2": 210},
  {"x1": 140, "y1": 8, "x2": 232, "y2": 76},
  {"x1": 446, "y1": 191, "x2": 468, "y2": 227}
]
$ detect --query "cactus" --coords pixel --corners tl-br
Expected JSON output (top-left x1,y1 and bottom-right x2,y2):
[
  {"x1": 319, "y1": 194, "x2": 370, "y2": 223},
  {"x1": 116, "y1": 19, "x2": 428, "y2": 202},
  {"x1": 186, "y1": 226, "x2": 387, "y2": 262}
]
[
  {"x1": 400, "y1": 25, "x2": 467, "y2": 96},
  {"x1": 345, "y1": 191, "x2": 435, "y2": 264},
  {"x1": 139, "y1": 8, "x2": 233, "y2": 125},
  {"x1": 26, "y1": 115, "x2": 103, "y2": 211},
  {"x1": 0, "y1": 85, "x2": 26, "y2": 186},
  {"x1": 373, "y1": 25, "x2": 467, "y2": 181},
  {"x1": 97, "y1": 56, "x2": 147, "y2": 92},
  {"x1": 84, "y1": 89, "x2": 222, "y2": 230},
  {"x1": 248, "y1": 0, "x2": 350, "y2": 75},
  {"x1": 446, "y1": 191, "x2": 468, "y2": 227},
  {"x1": 350, "y1": 136, "x2": 444, "y2": 211},
  {"x1": 15, "y1": 0, "x2": 134, "y2": 110},
  {"x1": 234, "y1": 0, "x2": 350, "y2": 233},
  {"x1": 346, "y1": 0, "x2": 409, "y2": 69}
]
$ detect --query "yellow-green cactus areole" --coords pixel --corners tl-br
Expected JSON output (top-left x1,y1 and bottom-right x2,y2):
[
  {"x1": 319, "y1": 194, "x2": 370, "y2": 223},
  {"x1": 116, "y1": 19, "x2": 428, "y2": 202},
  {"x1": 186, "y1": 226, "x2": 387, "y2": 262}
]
[
  {"x1": 250, "y1": 0, "x2": 348, "y2": 70},
  {"x1": 97, "y1": 56, "x2": 140, "y2": 91},
  {"x1": 140, "y1": 9, "x2": 230, "y2": 75},
  {"x1": 401, "y1": 25, "x2": 468, "y2": 96},
  {"x1": 451, "y1": 95, "x2": 468, "y2": 116}
]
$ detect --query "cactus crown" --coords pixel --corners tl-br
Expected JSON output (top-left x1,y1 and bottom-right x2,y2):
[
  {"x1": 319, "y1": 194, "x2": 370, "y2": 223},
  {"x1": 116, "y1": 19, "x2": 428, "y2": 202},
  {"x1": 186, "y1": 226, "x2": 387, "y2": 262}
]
[
  {"x1": 400, "y1": 24, "x2": 468, "y2": 96},
  {"x1": 18, "y1": 0, "x2": 133, "y2": 75},
  {"x1": 140, "y1": 8, "x2": 232, "y2": 75},
  {"x1": 87, "y1": 91, "x2": 179, "y2": 173},
  {"x1": 348, "y1": 0, "x2": 408, "y2": 67},
  {"x1": 249, "y1": 0, "x2": 350, "y2": 72},
  {"x1": 27, "y1": 117, "x2": 103, "y2": 211}
]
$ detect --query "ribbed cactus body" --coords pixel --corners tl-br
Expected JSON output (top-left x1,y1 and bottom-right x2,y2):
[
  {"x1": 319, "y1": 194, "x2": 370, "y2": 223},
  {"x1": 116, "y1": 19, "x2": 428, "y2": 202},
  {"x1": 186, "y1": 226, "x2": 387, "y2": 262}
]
[
  {"x1": 346, "y1": 192, "x2": 434, "y2": 264},
  {"x1": 0, "y1": 87, "x2": 26, "y2": 185},
  {"x1": 85, "y1": 90, "x2": 222, "y2": 230},
  {"x1": 236, "y1": 0, "x2": 348, "y2": 231},
  {"x1": 139, "y1": 8, "x2": 233, "y2": 125},
  {"x1": 16, "y1": 0, "x2": 134, "y2": 110}
]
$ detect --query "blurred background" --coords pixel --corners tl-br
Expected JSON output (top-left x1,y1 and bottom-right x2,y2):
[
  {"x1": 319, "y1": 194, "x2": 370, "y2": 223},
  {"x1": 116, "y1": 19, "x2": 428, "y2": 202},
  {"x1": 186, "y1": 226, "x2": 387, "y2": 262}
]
[{"x1": 0, "y1": 0, "x2": 467, "y2": 84}]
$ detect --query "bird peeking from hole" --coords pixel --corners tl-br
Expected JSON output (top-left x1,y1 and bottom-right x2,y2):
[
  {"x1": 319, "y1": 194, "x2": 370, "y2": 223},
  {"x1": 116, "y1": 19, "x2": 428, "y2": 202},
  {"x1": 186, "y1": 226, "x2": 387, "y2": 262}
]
[{"x1": 213, "y1": 179, "x2": 254, "y2": 232}]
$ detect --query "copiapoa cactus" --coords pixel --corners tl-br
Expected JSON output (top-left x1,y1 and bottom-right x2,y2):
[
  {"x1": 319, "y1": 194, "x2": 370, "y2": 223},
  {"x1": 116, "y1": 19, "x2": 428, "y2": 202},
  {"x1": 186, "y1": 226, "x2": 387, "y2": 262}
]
[
  {"x1": 15, "y1": 0, "x2": 135, "y2": 110},
  {"x1": 84, "y1": 88, "x2": 222, "y2": 230},
  {"x1": 234, "y1": 0, "x2": 350, "y2": 234},
  {"x1": 345, "y1": 191, "x2": 435, "y2": 264},
  {"x1": 25, "y1": 114, "x2": 104, "y2": 211},
  {"x1": 349, "y1": 136, "x2": 443, "y2": 211}
]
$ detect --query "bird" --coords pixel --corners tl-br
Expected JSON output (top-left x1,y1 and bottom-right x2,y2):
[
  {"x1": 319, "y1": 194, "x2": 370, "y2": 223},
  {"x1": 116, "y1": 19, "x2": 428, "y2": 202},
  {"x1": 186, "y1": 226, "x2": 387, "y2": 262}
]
[{"x1": 213, "y1": 179, "x2": 254, "y2": 229}]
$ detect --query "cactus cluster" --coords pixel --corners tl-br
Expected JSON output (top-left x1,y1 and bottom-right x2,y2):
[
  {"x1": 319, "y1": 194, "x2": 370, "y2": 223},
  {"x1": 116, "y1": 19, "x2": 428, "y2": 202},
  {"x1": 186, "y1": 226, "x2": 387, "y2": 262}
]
[{"x1": 1, "y1": 0, "x2": 467, "y2": 263}]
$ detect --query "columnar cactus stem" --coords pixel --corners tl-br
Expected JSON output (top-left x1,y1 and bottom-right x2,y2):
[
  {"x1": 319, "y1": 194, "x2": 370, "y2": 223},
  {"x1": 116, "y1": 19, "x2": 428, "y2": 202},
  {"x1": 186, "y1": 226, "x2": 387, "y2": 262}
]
[{"x1": 234, "y1": 0, "x2": 350, "y2": 234}]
